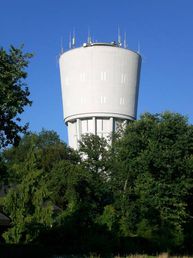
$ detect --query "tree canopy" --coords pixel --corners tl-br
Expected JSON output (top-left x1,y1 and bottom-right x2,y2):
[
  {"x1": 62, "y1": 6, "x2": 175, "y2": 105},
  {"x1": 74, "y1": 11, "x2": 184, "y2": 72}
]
[
  {"x1": 1, "y1": 113, "x2": 193, "y2": 254},
  {"x1": 110, "y1": 112, "x2": 193, "y2": 249},
  {"x1": 0, "y1": 45, "x2": 32, "y2": 148}
]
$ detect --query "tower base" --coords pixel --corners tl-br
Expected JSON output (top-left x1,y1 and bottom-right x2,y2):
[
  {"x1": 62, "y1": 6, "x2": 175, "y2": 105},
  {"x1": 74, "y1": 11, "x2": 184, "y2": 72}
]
[{"x1": 67, "y1": 116, "x2": 129, "y2": 149}]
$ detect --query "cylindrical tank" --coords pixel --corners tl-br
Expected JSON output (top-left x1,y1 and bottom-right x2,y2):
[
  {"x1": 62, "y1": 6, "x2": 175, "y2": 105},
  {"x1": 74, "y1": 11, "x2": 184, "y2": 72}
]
[{"x1": 59, "y1": 43, "x2": 141, "y2": 149}]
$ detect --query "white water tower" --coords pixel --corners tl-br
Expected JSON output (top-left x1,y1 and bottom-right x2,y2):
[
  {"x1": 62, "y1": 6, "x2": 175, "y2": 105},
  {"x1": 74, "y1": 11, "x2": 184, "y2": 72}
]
[{"x1": 59, "y1": 40, "x2": 141, "y2": 149}]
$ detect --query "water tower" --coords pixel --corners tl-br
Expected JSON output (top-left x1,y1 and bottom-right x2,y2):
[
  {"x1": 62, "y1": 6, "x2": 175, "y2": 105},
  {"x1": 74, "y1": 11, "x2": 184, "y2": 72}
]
[{"x1": 59, "y1": 37, "x2": 141, "y2": 149}]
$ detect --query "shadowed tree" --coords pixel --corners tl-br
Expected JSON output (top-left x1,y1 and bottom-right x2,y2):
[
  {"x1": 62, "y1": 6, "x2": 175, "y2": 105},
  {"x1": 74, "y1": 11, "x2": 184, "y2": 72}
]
[{"x1": 0, "y1": 45, "x2": 32, "y2": 148}]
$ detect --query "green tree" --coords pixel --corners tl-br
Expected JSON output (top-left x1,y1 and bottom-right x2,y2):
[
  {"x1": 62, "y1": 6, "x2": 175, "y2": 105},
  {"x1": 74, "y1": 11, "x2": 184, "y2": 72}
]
[
  {"x1": 48, "y1": 134, "x2": 112, "y2": 227},
  {"x1": 2, "y1": 151, "x2": 53, "y2": 243},
  {"x1": 111, "y1": 112, "x2": 193, "y2": 249},
  {"x1": 0, "y1": 153, "x2": 7, "y2": 187},
  {"x1": 1, "y1": 130, "x2": 80, "y2": 243},
  {"x1": 78, "y1": 134, "x2": 116, "y2": 236},
  {"x1": 79, "y1": 134, "x2": 113, "y2": 210},
  {"x1": 48, "y1": 160, "x2": 94, "y2": 221},
  {"x1": 40, "y1": 149, "x2": 114, "y2": 250},
  {"x1": 2, "y1": 130, "x2": 79, "y2": 184},
  {"x1": 2, "y1": 113, "x2": 193, "y2": 252},
  {"x1": 0, "y1": 45, "x2": 32, "y2": 148},
  {"x1": 79, "y1": 134, "x2": 111, "y2": 177}
]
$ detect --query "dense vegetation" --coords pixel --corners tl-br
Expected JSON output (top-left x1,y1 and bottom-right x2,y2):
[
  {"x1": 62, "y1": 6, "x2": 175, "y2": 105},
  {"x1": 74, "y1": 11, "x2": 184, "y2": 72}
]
[
  {"x1": 0, "y1": 112, "x2": 193, "y2": 255},
  {"x1": 0, "y1": 45, "x2": 193, "y2": 256}
]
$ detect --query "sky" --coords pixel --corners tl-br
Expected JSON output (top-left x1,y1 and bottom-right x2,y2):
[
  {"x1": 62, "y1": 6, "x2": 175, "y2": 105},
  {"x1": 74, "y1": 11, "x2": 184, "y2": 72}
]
[{"x1": 1, "y1": 0, "x2": 193, "y2": 144}]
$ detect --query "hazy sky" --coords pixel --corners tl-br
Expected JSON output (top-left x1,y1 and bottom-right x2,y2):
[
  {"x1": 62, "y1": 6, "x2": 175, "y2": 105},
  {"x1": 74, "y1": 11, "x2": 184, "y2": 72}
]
[{"x1": 1, "y1": 0, "x2": 193, "y2": 143}]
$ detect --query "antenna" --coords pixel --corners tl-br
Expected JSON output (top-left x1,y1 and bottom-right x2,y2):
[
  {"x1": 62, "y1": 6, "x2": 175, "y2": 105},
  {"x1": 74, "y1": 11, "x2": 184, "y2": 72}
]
[
  {"x1": 124, "y1": 32, "x2": 127, "y2": 48},
  {"x1": 72, "y1": 29, "x2": 76, "y2": 48},
  {"x1": 60, "y1": 37, "x2": 64, "y2": 54},
  {"x1": 87, "y1": 27, "x2": 92, "y2": 44},
  {"x1": 69, "y1": 32, "x2": 72, "y2": 49},
  {"x1": 118, "y1": 26, "x2": 121, "y2": 47},
  {"x1": 137, "y1": 41, "x2": 141, "y2": 54}
]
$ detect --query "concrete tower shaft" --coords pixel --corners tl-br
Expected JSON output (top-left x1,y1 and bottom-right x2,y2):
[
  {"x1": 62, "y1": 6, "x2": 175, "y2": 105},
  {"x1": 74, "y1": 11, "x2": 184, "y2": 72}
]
[{"x1": 59, "y1": 43, "x2": 141, "y2": 149}]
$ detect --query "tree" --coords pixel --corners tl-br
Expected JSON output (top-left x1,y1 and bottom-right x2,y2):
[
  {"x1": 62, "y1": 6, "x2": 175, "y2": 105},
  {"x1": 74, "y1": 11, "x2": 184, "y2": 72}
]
[
  {"x1": 79, "y1": 134, "x2": 113, "y2": 212},
  {"x1": 2, "y1": 130, "x2": 80, "y2": 184},
  {"x1": 0, "y1": 45, "x2": 32, "y2": 148},
  {"x1": 111, "y1": 112, "x2": 193, "y2": 249},
  {"x1": 2, "y1": 152, "x2": 53, "y2": 244},
  {"x1": 79, "y1": 134, "x2": 110, "y2": 176},
  {"x1": 1, "y1": 130, "x2": 80, "y2": 243},
  {"x1": 2, "y1": 113, "x2": 193, "y2": 252},
  {"x1": 1, "y1": 132, "x2": 114, "y2": 246}
]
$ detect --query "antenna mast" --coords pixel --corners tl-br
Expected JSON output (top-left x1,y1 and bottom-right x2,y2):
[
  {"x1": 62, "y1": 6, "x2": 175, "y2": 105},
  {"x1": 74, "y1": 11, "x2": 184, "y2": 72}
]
[
  {"x1": 69, "y1": 32, "x2": 72, "y2": 49},
  {"x1": 60, "y1": 36, "x2": 64, "y2": 54},
  {"x1": 124, "y1": 32, "x2": 127, "y2": 48},
  {"x1": 87, "y1": 27, "x2": 92, "y2": 44},
  {"x1": 137, "y1": 41, "x2": 141, "y2": 54},
  {"x1": 118, "y1": 26, "x2": 121, "y2": 47},
  {"x1": 72, "y1": 29, "x2": 76, "y2": 48}
]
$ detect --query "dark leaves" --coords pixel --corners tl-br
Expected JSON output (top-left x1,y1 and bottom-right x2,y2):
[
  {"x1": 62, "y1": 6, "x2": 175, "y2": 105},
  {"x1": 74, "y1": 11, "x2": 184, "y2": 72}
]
[{"x1": 0, "y1": 45, "x2": 32, "y2": 148}]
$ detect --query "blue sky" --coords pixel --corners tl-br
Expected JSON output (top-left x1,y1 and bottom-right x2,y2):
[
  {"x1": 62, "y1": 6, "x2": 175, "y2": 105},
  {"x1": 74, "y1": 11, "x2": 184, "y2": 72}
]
[{"x1": 1, "y1": 0, "x2": 193, "y2": 143}]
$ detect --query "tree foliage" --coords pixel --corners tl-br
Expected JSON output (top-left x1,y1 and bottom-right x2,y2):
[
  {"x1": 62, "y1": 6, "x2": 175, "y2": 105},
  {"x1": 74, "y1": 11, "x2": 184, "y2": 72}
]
[
  {"x1": 0, "y1": 45, "x2": 32, "y2": 148},
  {"x1": 111, "y1": 112, "x2": 193, "y2": 249},
  {"x1": 1, "y1": 130, "x2": 79, "y2": 243},
  {"x1": 1, "y1": 113, "x2": 193, "y2": 253}
]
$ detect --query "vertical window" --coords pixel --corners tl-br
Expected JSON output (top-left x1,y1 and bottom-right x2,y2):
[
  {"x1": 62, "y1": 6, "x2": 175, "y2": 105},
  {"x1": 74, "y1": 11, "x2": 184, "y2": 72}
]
[
  {"x1": 80, "y1": 72, "x2": 86, "y2": 81},
  {"x1": 120, "y1": 97, "x2": 125, "y2": 105},
  {"x1": 101, "y1": 71, "x2": 107, "y2": 81},
  {"x1": 121, "y1": 73, "x2": 126, "y2": 84},
  {"x1": 81, "y1": 97, "x2": 86, "y2": 104},
  {"x1": 100, "y1": 96, "x2": 106, "y2": 104}
]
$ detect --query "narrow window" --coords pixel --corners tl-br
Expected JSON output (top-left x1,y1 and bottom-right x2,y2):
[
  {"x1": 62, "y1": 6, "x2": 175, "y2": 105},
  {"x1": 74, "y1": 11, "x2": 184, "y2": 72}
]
[
  {"x1": 81, "y1": 97, "x2": 86, "y2": 104},
  {"x1": 101, "y1": 96, "x2": 106, "y2": 104},
  {"x1": 80, "y1": 72, "x2": 86, "y2": 81},
  {"x1": 120, "y1": 97, "x2": 125, "y2": 105},
  {"x1": 121, "y1": 74, "x2": 126, "y2": 84},
  {"x1": 101, "y1": 71, "x2": 107, "y2": 81}
]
